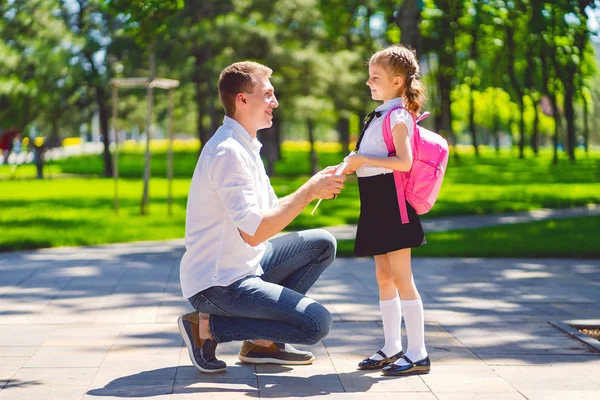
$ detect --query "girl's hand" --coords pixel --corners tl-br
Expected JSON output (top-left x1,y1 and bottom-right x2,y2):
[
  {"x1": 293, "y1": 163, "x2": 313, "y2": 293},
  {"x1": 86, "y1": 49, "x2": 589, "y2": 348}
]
[{"x1": 342, "y1": 153, "x2": 365, "y2": 175}]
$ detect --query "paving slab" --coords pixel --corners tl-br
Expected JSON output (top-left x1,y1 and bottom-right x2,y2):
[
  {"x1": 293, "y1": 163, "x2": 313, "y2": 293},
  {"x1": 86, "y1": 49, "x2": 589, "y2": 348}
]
[
  {"x1": 0, "y1": 241, "x2": 598, "y2": 399},
  {"x1": 492, "y1": 365, "x2": 600, "y2": 392}
]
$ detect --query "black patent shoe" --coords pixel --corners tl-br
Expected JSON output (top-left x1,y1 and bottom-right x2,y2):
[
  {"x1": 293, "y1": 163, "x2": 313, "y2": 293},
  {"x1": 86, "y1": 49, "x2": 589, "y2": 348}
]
[
  {"x1": 357, "y1": 350, "x2": 404, "y2": 370},
  {"x1": 382, "y1": 355, "x2": 431, "y2": 376}
]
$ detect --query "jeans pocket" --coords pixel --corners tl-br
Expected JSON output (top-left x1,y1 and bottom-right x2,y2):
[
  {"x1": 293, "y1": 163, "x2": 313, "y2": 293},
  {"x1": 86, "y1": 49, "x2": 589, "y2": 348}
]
[{"x1": 192, "y1": 293, "x2": 233, "y2": 317}]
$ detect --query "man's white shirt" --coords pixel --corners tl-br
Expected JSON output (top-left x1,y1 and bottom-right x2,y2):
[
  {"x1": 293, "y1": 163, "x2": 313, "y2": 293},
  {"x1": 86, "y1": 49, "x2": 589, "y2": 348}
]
[{"x1": 179, "y1": 116, "x2": 278, "y2": 298}]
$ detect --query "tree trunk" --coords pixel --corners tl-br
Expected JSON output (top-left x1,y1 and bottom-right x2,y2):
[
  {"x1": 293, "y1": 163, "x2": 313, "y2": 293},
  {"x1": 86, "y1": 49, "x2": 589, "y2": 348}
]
[
  {"x1": 307, "y1": 119, "x2": 318, "y2": 174},
  {"x1": 426, "y1": 53, "x2": 442, "y2": 134},
  {"x1": 202, "y1": 2, "x2": 218, "y2": 137},
  {"x1": 548, "y1": 7, "x2": 561, "y2": 166},
  {"x1": 49, "y1": 119, "x2": 61, "y2": 148},
  {"x1": 493, "y1": 115, "x2": 500, "y2": 154},
  {"x1": 582, "y1": 92, "x2": 589, "y2": 153},
  {"x1": 468, "y1": 1, "x2": 480, "y2": 157},
  {"x1": 196, "y1": 84, "x2": 207, "y2": 152},
  {"x1": 574, "y1": 0, "x2": 591, "y2": 156},
  {"x1": 530, "y1": 94, "x2": 540, "y2": 155},
  {"x1": 337, "y1": 116, "x2": 350, "y2": 156},
  {"x1": 33, "y1": 145, "x2": 45, "y2": 179},
  {"x1": 540, "y1": 37, "x2": 554, "y2": 162},
  {"x1": 507, "y1": 116, "x2": 514, "y2": 152},
  {"x1": 96, "y1": 85, "x2": 113, "y2": 177},
  {"x1": 194, "y1": 46, "x2": 212, "y2": 151},
  {"x1": 551, "y1": 94, "x2": 561, "y2": 166},
  {"x1": 206, "y1": 58, "x2": 219, "y2": 136},
  {"x1": 259, "y1": 119, "x2": 279, "y2": 176},
  {"x1": 524, "y1": 31, "x2": 537, "y2": 157},
  {"x1": 396, "y1": 0, "x2": 422, "y2": 56},
  {"x1": 141, "y1": 41, "x2": 156, "y2": 215},
  {"x1": 506, "y1": 22, "x2": 525, "y2": 159},
  {"x1": 491, "y1": 51, "x2": 503, "y2": 154},
  {"x1": 469, "y1": 86, "x2": 479, "y2": 157},
  {"x1": 438, "y1": 74, "x2": 456, "y2": 160},
  {"x1": 564, "y1": 79, "x2": 576, "y2": 161},
  {"x1": 189, "y1": 2, "x2": 210, "y2": 153},
  {"x1": 491, "y1": 90, "x2": 500, "y2": 153},
  {"x1": 274, "y1": 117, "x2": 282, "y2": 161},
  {"x1": 518, "y1": 100, "x2": 525, "y2": 159}
]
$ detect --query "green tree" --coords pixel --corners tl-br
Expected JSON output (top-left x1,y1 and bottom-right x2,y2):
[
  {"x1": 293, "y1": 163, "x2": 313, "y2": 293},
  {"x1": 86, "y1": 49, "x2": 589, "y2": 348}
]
[
  {"x1": 57, "y1": 0, "x2": 126, "y2": 177},
  {"x1": 395, "y1": 0, "x2": 424, "y2": 54},
  {"x1": 422, "y1": 0, "x2": 466, "y2": 157},
  {"x1": 107, "y1": 0, "x2": 183, "y2": 214},
  {"x1": 558, "y1": 0, "x2": 596, "y2": 160},
  {"x1": 316, "y1": 0, "x2": 379, "y2": 155},
  {"x1": 1, "y1": 0, "x2": 81, "y2": 178}
]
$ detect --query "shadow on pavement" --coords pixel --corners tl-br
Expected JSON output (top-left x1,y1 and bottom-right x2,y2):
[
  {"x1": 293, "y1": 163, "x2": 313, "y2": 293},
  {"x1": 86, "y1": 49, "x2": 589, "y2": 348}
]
[{"x1": 86, "y1": 365, "x2": 393, "y2": 398}]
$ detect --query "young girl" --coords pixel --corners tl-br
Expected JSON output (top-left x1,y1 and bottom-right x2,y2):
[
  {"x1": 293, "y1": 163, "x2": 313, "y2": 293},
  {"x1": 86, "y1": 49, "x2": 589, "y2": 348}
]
[{"x1": 343, "y1": 44, "x2": 430, "y2": 376}]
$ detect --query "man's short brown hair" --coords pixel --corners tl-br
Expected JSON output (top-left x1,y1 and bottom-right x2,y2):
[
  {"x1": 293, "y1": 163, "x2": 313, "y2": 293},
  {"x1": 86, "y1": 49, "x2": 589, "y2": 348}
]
[{"x1": 218, "y1": 61, "x2": 273, "y2": 117}]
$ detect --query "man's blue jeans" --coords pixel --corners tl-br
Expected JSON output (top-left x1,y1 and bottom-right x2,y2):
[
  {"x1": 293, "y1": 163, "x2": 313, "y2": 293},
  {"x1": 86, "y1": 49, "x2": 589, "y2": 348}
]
[{"x1": 188, "y1": 229, "x2": 335, "y2": 345}]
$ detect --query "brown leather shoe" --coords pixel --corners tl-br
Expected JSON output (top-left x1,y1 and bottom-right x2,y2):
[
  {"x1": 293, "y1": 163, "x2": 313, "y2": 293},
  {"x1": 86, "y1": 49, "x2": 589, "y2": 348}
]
[
  {"x1": 357, "y1": 350, "x2": 404, "y2": 370},
  {"x1": 178, "y1": 312, "x2": 226, "y2": 373},
  {"x1": 238, "y1": 340, "x2": 314, "y2": 365}
]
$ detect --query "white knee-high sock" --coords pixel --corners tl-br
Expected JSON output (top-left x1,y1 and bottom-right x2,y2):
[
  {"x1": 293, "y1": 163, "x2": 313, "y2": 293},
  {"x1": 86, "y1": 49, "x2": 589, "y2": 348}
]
[
  {"x1": 371, "y1": 296, "x2": 402, "y2": 360},
  {"x1": 396, "y1": 299, "x2": 427, "y2": 365}
]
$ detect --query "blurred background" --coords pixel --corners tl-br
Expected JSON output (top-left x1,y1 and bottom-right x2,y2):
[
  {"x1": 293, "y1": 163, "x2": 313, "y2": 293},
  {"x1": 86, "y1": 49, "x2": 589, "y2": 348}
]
[{"x1": 1, "y1": 0, "x2": 599, "y2": 257}]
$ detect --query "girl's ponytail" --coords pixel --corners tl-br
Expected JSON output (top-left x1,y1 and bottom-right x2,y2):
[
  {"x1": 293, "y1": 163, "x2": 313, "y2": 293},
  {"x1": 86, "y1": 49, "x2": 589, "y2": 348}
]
[{"x1": 405, "y1": 74, "x2": 426, "y2": 117}]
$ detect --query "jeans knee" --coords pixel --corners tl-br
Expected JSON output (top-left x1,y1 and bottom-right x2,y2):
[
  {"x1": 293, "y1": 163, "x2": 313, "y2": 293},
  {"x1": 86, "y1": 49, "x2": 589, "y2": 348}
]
[
  {"x1": 312, "y1": 229, "x2": 337, "y2": 264},
  {"x1": 304, "y1": 303, "x2": 332, "y2": 345}
]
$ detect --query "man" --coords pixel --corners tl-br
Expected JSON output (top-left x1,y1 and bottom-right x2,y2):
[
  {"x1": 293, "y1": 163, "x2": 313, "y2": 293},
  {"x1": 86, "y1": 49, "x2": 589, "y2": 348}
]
[
  {"x1": 0, "y1": 127, "x2": 20, "y2": 164},
  {"x1": 178, "y1": 61, "x2": 345, "y2": 373}
]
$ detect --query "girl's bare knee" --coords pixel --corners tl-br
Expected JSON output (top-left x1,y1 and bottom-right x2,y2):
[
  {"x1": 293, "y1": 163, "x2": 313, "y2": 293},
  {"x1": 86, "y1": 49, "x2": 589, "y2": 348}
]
[
  {"x1": 376, "y1": 270, "x2": 393, "y2": 284},
  {"x1": 393, "y1": 277, "x2": 415, "y2": 291},
  {"x1": 395, "y1": 282, "x2": 420, "y2": 300}
]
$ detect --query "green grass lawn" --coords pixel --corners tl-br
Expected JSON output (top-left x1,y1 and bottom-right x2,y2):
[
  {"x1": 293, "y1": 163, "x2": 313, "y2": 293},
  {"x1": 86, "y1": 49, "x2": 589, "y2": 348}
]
[
  {"x1": 0, "y1": 178, "x2": 189, "y2": 252},
  {"x1": 337, "y1": 216, "x2": 600, "y2": 258},
  {"x1": 0, "y1": 146, "x2": 598, "y2": 254}
]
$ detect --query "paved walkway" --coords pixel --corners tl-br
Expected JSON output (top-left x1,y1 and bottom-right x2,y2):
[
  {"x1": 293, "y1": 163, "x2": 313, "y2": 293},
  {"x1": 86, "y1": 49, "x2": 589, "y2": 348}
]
[
  {"x1": 1, "y1": 142, "x2": 104, "y2": 165},
  {"x1": 323, "y1": 205, "x2": 600, "y2": 239},
  {"x1": 1, "y1": 240, "x2": 599, "y2": 399}
]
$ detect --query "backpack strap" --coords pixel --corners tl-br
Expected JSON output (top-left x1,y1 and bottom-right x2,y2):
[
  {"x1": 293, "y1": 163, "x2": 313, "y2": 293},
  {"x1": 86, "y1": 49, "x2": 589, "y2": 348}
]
[
  {"x1": 381, "y1": 105, "x2": 419, "y2": 225},
  {"x1": 416, "y1": 111, "x2": 430, "y2": 124}
]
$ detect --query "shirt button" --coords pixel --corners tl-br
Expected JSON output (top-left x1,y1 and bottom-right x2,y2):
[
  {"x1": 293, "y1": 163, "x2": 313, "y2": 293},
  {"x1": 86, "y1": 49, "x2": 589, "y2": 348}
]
[{"x1": 212, "y1": 275, "x2": 218, "y2": 279}]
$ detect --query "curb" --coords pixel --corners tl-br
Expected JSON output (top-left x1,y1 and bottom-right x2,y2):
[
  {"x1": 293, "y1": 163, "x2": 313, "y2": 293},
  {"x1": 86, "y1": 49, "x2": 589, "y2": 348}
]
[{"x1": 549, "y1": 320, "x2": 600, "y2": 352}]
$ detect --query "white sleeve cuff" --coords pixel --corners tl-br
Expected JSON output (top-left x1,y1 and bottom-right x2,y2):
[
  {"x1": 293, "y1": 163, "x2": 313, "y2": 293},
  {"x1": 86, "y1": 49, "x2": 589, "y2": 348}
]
[{"x1": 236, "y1": 208, "x2": 263, "y2": 236}]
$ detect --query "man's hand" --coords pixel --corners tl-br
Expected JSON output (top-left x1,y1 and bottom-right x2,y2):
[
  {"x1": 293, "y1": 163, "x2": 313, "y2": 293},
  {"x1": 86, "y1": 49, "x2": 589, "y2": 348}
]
[{"x1": 307, "y1": 166, "x2": 346, "y2": 200}]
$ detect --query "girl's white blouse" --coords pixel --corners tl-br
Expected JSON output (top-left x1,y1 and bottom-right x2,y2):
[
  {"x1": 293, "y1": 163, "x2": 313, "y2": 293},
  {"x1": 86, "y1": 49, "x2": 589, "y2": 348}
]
[{"x1": 356, "y1": 97, "x2": 414, "y2": 178}]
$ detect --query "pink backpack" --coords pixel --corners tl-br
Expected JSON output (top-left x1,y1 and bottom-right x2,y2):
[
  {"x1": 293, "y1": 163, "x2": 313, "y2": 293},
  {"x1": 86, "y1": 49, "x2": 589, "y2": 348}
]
[{"x1": 382, "y1": 105, "x2": 449, "y2": 224}]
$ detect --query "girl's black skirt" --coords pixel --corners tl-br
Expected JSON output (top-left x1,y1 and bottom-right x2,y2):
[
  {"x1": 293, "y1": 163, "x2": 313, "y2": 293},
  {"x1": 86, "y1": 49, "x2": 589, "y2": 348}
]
[{"x1": 354, "y1": 173, "x2": 426, "y2": 257}]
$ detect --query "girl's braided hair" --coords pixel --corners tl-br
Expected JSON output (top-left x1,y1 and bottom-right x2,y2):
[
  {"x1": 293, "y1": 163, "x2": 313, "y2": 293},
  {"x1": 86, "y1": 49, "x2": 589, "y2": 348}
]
[{"x1": 369, "y1": 44, "x2": 426, "y2": 117}]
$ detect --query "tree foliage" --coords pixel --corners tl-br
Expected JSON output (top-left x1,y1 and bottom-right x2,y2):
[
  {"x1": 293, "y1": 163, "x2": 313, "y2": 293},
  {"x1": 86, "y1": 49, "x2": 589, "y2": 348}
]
[{"x1": 1, "y1": 0, "x2": 598, "y2": 178}]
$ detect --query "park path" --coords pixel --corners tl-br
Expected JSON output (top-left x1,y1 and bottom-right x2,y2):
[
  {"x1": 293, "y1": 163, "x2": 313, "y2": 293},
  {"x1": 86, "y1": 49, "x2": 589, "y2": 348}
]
[
  {"x1": 0, "y1": 231, "x2": 599, "y2": 399},
  {"x1": 323, "y1": 204, "x2": 600, "y2": 239}
]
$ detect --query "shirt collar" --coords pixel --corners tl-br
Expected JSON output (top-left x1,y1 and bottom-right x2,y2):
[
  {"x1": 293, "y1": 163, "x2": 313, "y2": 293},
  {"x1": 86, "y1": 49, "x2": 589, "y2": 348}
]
[
  {"x1": 375, "y1": 97, "x2": 404, "y2": 114},
  {"x1": 223, "y1": 116, "x2": 263, "y2": 151}
]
